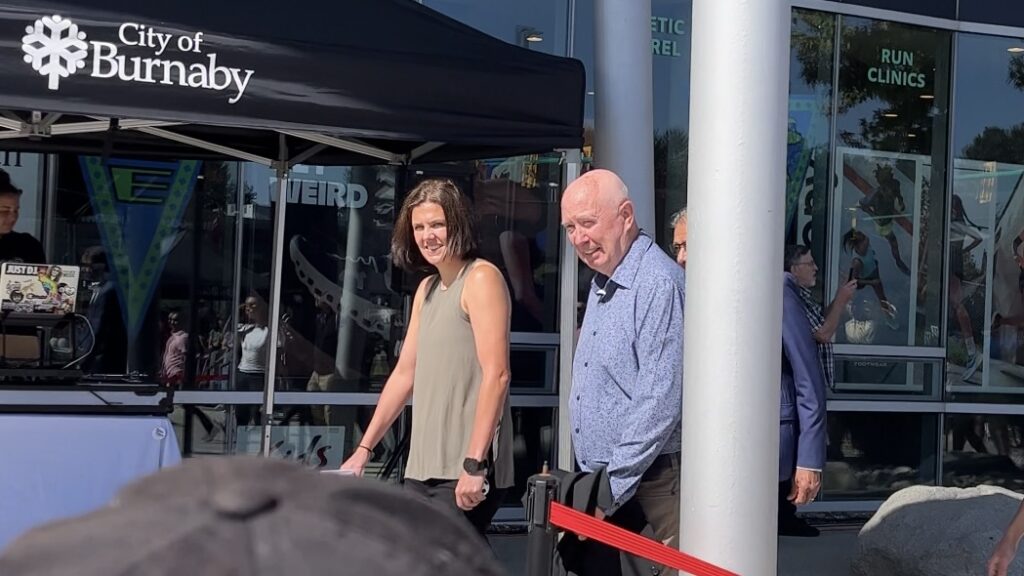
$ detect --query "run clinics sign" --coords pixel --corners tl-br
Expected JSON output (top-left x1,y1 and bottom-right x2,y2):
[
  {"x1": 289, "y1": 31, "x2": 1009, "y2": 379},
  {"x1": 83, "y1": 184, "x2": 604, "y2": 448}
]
[
  {"x1": 867, "y1": 48, "x2": 926, "y2": 88},
  {"x1": 21, "y1": 15, "x2": 254, "y2": 103}
]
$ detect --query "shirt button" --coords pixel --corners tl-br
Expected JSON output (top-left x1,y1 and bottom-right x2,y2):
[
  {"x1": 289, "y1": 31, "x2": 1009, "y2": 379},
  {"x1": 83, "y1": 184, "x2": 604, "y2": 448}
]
[
  {"x1": 576, "y1": 395, "x2": 580, "y2": 401},
  {"x1": 584, "y1": 362, "x2": 589, "y2": 367},
  {"x1": 592, "y1": 331, "x2": 597, "y2": 336},
  {"x1": 575, "y1": 428, "x2": 580, "y2": 433}
]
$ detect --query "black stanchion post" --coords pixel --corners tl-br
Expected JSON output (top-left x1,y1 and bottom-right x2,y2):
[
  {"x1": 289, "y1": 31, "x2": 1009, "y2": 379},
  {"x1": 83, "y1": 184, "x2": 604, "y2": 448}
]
[{"x1": 525, "y1": 462, "x2": 558, "y2": 576}]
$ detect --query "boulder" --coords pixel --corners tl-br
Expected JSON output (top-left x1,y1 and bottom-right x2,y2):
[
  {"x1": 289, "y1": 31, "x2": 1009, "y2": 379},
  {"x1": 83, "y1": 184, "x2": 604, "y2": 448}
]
[{"x1": 851, "y1": 485, "x2": 1024, "y2": 576}]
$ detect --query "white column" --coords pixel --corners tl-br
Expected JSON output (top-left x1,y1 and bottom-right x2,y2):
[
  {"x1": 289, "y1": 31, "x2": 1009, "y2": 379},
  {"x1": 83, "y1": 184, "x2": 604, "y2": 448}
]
[
  {"x1": 593, "y1": 0, "x2": 655, "y2": 232},
  {"x1": 680, "y1": 0, "x2": 790, "y2": 574}
]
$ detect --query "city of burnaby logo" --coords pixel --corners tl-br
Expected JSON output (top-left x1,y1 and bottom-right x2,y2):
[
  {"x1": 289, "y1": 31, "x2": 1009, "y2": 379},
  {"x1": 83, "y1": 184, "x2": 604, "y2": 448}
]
[
  {"x1": 17, "y1": 14, "x2": 254, "y2": 103},
  {"x1": 22, "y1": 15, "x2": 89, "y2": 90}
]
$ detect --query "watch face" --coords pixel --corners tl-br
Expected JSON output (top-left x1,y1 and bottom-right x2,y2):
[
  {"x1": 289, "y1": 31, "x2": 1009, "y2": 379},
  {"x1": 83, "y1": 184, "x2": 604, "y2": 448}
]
[{"x1": 463, "y1": 458, "x2": 487, "y2": 474}]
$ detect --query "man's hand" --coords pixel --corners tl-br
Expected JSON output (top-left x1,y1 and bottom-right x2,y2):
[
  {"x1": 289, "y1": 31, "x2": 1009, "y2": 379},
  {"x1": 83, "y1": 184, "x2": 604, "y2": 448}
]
[
  {"x1": 788, "y1": 469, "x2": 821, "y2": 506},
  {"x1": 455, "y1": 471, "x2": 486, "y2": 511},
  {"x1": 836, "y1": 279, "x2": 858, "y2": 304},
  {"x1": 988, "y1": 537, "x2": 1019, "y2": 576}
]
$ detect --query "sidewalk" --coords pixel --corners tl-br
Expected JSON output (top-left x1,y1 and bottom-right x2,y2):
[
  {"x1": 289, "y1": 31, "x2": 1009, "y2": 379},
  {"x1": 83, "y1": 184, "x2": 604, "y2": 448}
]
[{"x1": 492, "y1": 525, "x2": 861, "y2": 576}]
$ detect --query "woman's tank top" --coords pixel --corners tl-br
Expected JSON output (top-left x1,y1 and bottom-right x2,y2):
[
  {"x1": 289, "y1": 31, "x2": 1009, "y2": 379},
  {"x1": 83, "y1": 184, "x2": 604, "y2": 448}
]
[{"x1": 403, "y1": 261, "x2": 515, "y2": 489}]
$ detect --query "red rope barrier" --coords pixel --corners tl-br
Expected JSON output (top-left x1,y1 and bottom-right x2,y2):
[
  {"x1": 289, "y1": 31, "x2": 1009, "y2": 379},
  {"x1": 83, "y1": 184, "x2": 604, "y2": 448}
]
[{"x1": 548, "y1": 502, "x2": 739, "y2": 576}]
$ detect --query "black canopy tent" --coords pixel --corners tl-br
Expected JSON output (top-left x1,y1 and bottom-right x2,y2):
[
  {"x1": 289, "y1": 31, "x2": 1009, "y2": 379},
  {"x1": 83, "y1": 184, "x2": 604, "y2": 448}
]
[
  {"x1": 0, "y1": 0, "x2": 585, "y2": 433},
  {"x1": 0, "y1": 0, "x2": 584, "y2": 164}
]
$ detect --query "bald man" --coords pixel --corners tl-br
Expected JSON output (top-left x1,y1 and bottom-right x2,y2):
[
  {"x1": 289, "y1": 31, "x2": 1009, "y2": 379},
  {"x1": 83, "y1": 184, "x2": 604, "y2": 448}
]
[{"x1": 562, "y1": 169, "x2": 686, "y2": 576}]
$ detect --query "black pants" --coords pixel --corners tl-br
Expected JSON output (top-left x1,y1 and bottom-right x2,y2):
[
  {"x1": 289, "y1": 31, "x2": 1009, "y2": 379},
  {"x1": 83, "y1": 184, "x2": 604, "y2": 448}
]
[
  {"x1": 235, "y1": 371, "x2": 263, "y2": 427},
  {"x1": 404, "y1": 476, "x2": 506, "y2": 540},
  {"x1": 778, "y1": 479, "x2": 797, "y2": 525},
  {"x1": 577, "y1": 453, "x2": 681, "y2": 576}
]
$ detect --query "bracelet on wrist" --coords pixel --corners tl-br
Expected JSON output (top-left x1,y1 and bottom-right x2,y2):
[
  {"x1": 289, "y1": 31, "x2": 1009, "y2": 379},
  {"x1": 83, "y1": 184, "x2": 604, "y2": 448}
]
[{"x1": 358, "y1": 444, "x2": 373, "y2": 455}]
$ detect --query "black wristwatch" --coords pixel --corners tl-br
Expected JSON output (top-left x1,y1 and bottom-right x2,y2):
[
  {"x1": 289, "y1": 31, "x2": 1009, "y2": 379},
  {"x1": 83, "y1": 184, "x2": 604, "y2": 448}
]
[{"x1": 462, "y1": 457, "x2": 489, "y2": 475}]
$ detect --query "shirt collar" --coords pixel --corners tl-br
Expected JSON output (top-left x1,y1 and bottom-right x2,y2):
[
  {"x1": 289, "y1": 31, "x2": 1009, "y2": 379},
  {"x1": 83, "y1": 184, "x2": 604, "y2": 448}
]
[
  {"x1": 784, "y1": 271, "x2": 806, "y2": 295},
  {"x1": 594, "y1": 231, "x2": 652, "y2": 292}
]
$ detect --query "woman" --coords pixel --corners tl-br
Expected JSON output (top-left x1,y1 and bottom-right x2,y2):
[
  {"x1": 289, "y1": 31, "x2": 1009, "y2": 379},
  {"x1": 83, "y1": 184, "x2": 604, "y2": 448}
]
[
  {"x1": 232, "y1": 294, "x2": 269, "y2": 427},
  {"x1": 843, "y1": 228, "x2": 898, "y2": 329},
  {"x1": 948, "y1": 194, "x2": 986, "y2": 380},
  {"x1": 858, "y1": 165, "x2": 910, "y2": 275},
  {"x1": 340, "y1": 178, "x2": 514, "y2": 538}
]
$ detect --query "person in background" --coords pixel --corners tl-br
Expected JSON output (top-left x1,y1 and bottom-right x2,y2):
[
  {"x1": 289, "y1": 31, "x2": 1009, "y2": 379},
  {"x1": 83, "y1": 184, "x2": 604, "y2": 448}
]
[
  {"x1": 562, "y1": 169, "x2": 685, "y2": 576},
  {"x1": 0, "y1": 169, "x2": 46, "y2": 358},
  {"x1": 0, "y1": 168, "x2": 45, "y2": 264},
  {"x1": 989, "y1": 500, "x2": 1024, "y2": 576},
  {"x1": 232, "y1": 293, "x2": 270, "y2": 427},
  {"x1": 779, "y1": 261, "x2": 829, "y2": 538},
  {"x1": 671, "y1": 207, "x2": 687, "y2": 269},
  {"x1": 782, "y1": 245, "x2": 856, "y2": 535},
  {"x1": 79, "y1": 247, "x2": 128, "y2": 374},
  {"x1": 160, "y1": 311, "x2": 188, "y2": 387},
  {"x1": 784, "y1": 245, "x2": 857, "y2": 392},
  {"x1": 339, "y1": 178, "x2": 514, "y2": 541},
  {"x1": 161, "y1": 309, "x2": 218, "y2": 441}
]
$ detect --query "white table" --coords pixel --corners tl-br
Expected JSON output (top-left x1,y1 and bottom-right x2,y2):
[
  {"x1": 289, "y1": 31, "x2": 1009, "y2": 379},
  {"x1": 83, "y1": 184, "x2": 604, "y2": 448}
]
[{"x1": 0, "y1": 414, "x2": 181, "y2": 551}]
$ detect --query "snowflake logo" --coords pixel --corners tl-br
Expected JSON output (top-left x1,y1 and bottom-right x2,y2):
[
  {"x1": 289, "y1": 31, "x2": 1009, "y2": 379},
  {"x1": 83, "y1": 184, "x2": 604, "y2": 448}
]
[{"x1": 21, "y1": 15, "x2": 89, "y2": 91}]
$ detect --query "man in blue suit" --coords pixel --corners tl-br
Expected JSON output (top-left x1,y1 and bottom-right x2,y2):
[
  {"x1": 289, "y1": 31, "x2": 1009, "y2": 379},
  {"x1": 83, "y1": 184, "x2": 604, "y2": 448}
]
[{"x1": 779, "y1": 270, "x2": 828, "y2": 537}]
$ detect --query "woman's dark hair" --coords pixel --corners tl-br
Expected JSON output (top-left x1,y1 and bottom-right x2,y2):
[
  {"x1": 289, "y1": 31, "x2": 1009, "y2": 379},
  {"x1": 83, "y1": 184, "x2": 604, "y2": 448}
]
[
  {"x1": 391, "y1": 178, "x2": 478, "y2": 271},
  {"x1": 784, "y1": 245, "x2": 811, "y2": 272}
]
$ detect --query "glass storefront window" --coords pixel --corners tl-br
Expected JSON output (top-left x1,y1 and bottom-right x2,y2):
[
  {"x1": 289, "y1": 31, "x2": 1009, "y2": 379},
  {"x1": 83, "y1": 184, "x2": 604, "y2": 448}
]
[
  {"x1": 423, "y1": 0, "x2": 569, "y2": 56},
  {"x1": 787, "y1": 10, "x2": 835, "y2": 305},
  {"x1": 245, "y1": 164, "x2": 400, "y2": 395},
  {"x1": 52, "y1": 156, "x2": 252, "y2": 385},
  {"x1": 267, "y1": 403, "x2": 407, "y2": 479},
  {"x1": 831, "y1": 17, "x2": 951, "y2": 349},
  {"x1": 824, "y1": 411, "x2": 938, "y2": 500},
  {"x1": 502, "y1": 406, "x2": 557, "y2": 506},
  {"x1": 651, "y1": 0, "x2": 692, "y2": 250},
  {"x1": 944, "y1": 413, "x2": 1024, "y2": 491},
  {"x1": 830, "y1": 356, "x2": 942, "y2": 399},
  {"x1": 946, "y1": 33, "x2": 1024, "y2": 400},
  {"x1": 509, "y1": 347, "x2": 557, "y2": 392},
  {"x1": 407, "y1": 156, "x2": 565, "y2": 335},
  {"x1": 573, "y1": 0, "x2": 693, "y2": 251},
  {"x1": 171, "y1": 403, "x2": 257, "y2": 456}
]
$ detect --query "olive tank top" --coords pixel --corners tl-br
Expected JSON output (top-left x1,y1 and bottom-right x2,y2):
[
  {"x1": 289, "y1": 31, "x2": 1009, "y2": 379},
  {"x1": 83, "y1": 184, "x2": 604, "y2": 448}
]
[{"x1": 403, "y1": 260, "x2": 515, "y2": 489}]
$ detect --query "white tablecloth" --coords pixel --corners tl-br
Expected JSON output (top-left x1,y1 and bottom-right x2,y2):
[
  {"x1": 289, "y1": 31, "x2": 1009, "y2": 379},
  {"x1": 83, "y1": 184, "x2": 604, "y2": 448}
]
[{"x1": 0, "y1": 414, "x2": 181, "y2": 552}]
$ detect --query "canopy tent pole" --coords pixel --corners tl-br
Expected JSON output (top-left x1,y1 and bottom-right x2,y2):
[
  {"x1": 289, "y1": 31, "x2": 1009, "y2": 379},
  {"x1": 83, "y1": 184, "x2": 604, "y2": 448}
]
[
  {"x1": 280, "y1": 130, "x2": 404, "y2": 165},
  {"x1": 409, "y1": 142, "x2": 445, "y2": 161},
  {"x1": 0, "y1": 112, "x2": 453, "y2": 167},
  {"x1": 0, "y1": 114, "x2": 182, "y2": 139},
  {"x1": 557, "y1": 148, "x2": 581, "y2": 473},
  {"x1": 260, "y1": 134, "x2": 291, "y2": 457},
  {"x1": 135, "y1": 126, "x2": 275, "y2": 167}
]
